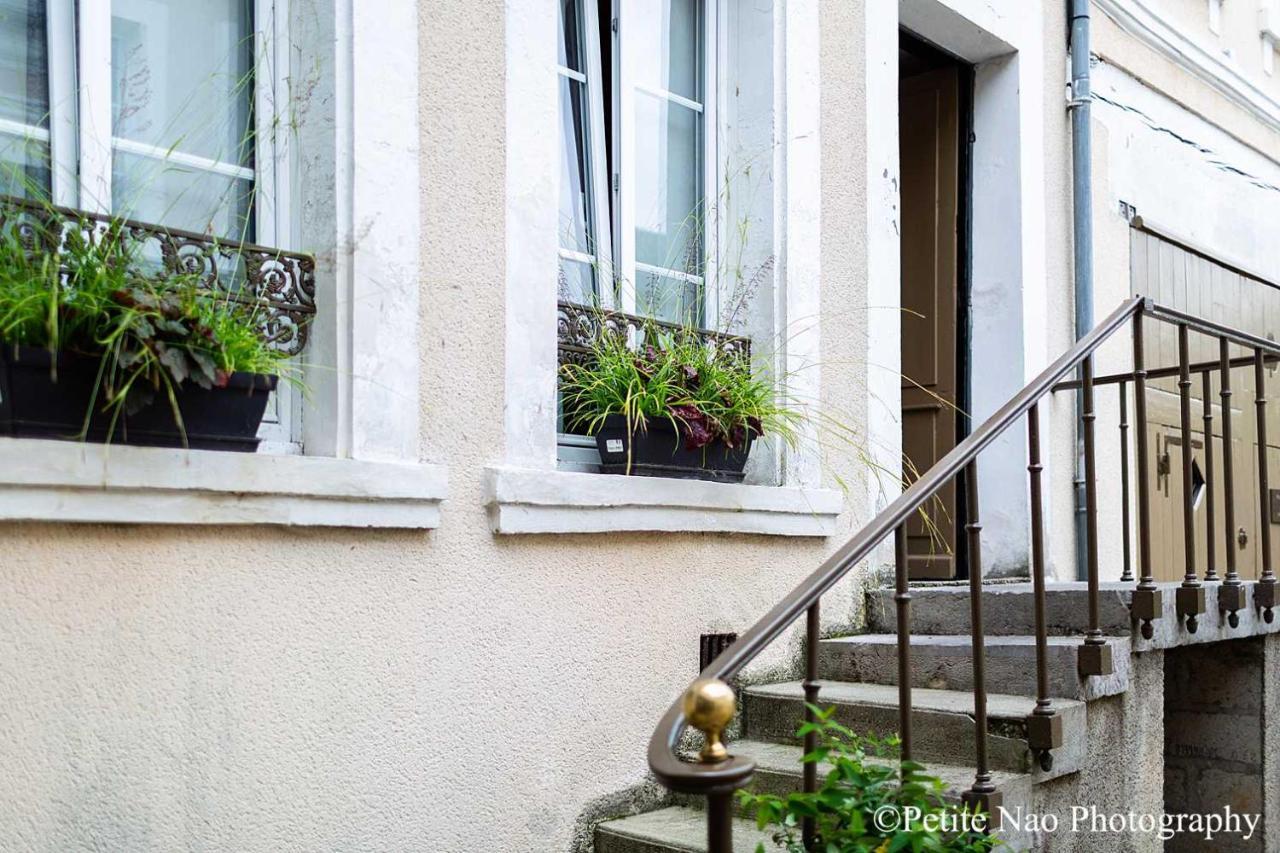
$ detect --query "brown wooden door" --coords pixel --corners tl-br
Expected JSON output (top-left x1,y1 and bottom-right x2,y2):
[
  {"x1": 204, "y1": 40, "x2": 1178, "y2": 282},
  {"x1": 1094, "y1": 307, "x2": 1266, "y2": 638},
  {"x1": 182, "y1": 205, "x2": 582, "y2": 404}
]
[
  {"x1": 1144, "y1": 394, "x2": 1257, "y2": 582},
  {"x1": 900, "y1": 67, "x2": 960, "y2": 579}
]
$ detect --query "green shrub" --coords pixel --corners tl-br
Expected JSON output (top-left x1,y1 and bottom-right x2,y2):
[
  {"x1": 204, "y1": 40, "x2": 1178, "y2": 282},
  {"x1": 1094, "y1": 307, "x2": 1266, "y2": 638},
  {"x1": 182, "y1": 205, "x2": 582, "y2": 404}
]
[{"x1": 738, "y1": 706, "x2": 1001, "y2": 853}]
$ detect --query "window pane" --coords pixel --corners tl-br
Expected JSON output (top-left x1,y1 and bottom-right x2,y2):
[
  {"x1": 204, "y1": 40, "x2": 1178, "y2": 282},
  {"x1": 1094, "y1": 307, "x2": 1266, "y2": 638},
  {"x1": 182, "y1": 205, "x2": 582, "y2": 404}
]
[
  {"x1": 637, "y1": 268, "x2": 700, "y2": 326},
  {"x1": 558, "y1": 256, "x2": 595, "y2": 304},
  {"x1": 633, "y1": 91, "x2": 701, "y2": 275},
  {"x1": 559, "y1": 76, "x2": 594, "y2": 256},
  {"x1": 630, "y1": 0, "x2": 700, "y2": 101},
  {"x1": 0, "y1": 0, "x2": 50, "y2": 198},
  {"x1": 112, "y1": 150, "x2": 253, "y2": 240},
  {"x1": 558, "y1": 0, "x2": 582, "y2": 72},
  {"x1": 110, "y1": 0, "x2": 254, "y2": 238},
  {"x1": 0, "y1": 128, "x2": 49, "y2": 197}
]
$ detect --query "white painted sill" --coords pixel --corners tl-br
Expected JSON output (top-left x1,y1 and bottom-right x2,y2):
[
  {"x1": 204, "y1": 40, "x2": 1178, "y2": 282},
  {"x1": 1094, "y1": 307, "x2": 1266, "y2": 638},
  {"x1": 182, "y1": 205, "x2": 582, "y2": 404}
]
[
  {"x1": 0, "y1": 439, "x2": 448, "y2": 528},
  {"x1": 485, "y1": 466, "x2": 843, "y2": 537}
]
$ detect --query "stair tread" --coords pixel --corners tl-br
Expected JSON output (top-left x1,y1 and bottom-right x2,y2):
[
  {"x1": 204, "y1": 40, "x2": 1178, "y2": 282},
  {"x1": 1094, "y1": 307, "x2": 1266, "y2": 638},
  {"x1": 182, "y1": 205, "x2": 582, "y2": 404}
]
[
  {"x1": 746, "y1": 680, "x2": 1086, "y2": 715},
  {"x1": 732, "y1": 738, "x2": 1028, "y2": 792},
  {"x1": 596, "y1": 805, "x2": 771, "y2": 853},
  {"x1": 822, "y1": 633, "x2": 1127, "y2": 647}
]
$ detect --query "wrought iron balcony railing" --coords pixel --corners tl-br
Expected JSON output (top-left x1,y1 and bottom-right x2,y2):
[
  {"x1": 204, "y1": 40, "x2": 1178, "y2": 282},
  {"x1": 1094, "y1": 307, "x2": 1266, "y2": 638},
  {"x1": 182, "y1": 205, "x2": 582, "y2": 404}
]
[
  {"x1": 557, "y1": 300, "x2": 750, "y2": 369},
  {"x1": 0, "y1": 196, "x2": 316, "y2": 356}
]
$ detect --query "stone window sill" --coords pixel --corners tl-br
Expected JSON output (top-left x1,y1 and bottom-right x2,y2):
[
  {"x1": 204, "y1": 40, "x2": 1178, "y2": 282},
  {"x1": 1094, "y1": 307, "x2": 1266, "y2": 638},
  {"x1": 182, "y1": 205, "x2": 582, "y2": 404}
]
[
  {"x1": 0, "y1": 439, "x2": 448, "y2": 528},
  {"x1": 485, "y1": 466, "x2": 842, "y2": 537}
]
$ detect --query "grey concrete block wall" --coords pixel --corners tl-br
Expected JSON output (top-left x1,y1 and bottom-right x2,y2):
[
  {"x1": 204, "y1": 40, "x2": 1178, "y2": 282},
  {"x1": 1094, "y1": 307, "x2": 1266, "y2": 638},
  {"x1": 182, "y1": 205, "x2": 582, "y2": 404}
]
[
  {"x1": 1162, "y1": 638, "x2": 1266, "y2": 853},
  {"x1": 1029, "y1": 650, "x2": 1165, "y2": 853},
  {"x1": 1266, "y1": 636, "x2": 1280, "y2": 853}
]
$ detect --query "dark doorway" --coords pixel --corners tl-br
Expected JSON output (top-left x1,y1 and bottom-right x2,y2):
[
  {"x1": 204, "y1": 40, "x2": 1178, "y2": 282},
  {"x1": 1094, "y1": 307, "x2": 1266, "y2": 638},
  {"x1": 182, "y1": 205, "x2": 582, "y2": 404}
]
[{"x1": 899, "y1": 31, "x2": 974, "y2": 579}]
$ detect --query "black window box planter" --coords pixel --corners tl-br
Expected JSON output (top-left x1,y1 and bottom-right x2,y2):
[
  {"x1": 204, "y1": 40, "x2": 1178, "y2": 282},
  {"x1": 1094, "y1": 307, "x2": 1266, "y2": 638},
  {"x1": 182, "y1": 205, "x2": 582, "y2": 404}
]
[
  {"x1": 0, "y1": 344, "x2": 277, "y2": 452},
  {"x1": 594, "y1": 413, "x2": 754, "y2": 483}
]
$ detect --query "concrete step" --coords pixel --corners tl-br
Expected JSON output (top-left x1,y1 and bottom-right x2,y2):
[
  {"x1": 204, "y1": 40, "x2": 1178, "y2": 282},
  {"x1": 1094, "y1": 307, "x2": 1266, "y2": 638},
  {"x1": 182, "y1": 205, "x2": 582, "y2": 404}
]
[
  {"x1": 726, "y1": 738, "x2": 1030, "y2": 804},
  {"x1": 744, "y1": 680, "x2": 1085, "y2": 781},
  {"x1": 819, "y1": 634, "x2": 1131, "y2": 700},
  {"x1": 594, "y1": 805, "x2": 771, "y2": 853},
  {"x1": 620, "y1": 743, "x2": 1038, "y2": 852},
  {"x1": 866, "y1": 582, "x2": 1135, "y2": 637}
]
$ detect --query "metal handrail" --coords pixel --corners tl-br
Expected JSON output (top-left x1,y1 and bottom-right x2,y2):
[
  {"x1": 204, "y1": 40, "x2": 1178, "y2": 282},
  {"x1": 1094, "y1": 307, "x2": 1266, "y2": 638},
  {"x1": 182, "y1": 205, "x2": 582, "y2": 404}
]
[{"x1": 647, "y1": 295, "x2": 1147, "y2": 795}]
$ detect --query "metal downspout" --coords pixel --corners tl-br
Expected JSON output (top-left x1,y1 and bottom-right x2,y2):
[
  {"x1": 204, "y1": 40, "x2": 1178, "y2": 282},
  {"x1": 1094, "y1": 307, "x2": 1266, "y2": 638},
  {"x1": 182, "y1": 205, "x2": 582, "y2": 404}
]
[{"x1": 1070, "y1": 0, "x2": 1094, "y2": 581}]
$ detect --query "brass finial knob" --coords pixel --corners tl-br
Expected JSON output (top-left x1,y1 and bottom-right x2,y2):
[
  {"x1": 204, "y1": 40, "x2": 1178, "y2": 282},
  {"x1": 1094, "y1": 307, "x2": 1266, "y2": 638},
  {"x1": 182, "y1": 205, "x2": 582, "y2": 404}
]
[{"x1": 682, "y1": 678, "x2": 736, "y2": 764}]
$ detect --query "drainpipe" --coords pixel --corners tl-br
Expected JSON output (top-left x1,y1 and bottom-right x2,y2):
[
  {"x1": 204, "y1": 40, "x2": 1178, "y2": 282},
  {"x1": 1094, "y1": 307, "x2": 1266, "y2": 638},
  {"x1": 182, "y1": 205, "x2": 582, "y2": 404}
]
[{"x1": 1069, "y1": 0, "x2": 1094, "y2": 581}]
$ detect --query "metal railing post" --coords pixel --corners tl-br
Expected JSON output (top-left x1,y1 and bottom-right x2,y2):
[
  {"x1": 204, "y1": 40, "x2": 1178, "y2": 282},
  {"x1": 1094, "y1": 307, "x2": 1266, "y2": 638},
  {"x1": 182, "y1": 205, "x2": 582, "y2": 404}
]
[
  {"x1": 803, "y1": 602, "x2": 820, "y2": 849},
  {"x1": 1025, "y1": 405, "x2": 1062, "y2": 769},
  {"x1": 1131, "y1": 311, "x2": 1163, "y2": 638},
  {"x1": 1119, "y1": 381, "x2": 1134, "y2": 583},
  {"x1": 1201, "y1": 370, "x2": 1219, "y2": 583},
  {"x1": 1255, "y1": 349, "x2": 1276, "y2": 623},
  {"x1": 1176, "y1": 325, "x2": 1207, "y2": 631},
  {"x1": 1220, "y1": 338, "x2": 1244, "y2": 626},
  {"x1": 1080, "y1": 357, "x2": 1113, "y2": 673},
  {"x1": 894, "y1": 525, "x2": 913, "y2": 767},
  {"x1": 962, "y1": 462, "x2": 1001, "y2": 816}
]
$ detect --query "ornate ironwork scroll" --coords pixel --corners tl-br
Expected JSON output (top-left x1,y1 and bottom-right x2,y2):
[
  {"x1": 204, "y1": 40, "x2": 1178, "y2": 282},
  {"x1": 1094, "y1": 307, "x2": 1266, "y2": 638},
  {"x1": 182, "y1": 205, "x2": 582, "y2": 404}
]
[
  {"x1": 556, "y1": 300, "x2": 750, "y2": 369},
  {"x1": 0, "y1": 195, "x2": 316, "y2": 356}
]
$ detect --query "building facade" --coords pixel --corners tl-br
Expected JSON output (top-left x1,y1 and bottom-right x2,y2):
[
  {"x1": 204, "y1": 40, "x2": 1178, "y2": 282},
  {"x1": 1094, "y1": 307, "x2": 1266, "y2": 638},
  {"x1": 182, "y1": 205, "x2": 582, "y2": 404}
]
[{"x1": 2, "y1": 0, "x2": 1280, "y2": 850}]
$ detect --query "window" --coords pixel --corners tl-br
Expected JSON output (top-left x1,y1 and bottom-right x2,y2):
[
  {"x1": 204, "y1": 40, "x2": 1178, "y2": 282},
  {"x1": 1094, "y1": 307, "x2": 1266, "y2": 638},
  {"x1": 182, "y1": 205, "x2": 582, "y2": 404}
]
[
  {"x1": 558, "y1": 0, "x2": 717, "y2": 323},
  {"x1": 0, "y1": 0, "x2": 299, "y2": 451},
  {"x1": 557, "y1": 0, "x2": 718, "y2": 465},
  {"x1": 0, "y1": 0, "x2": 51, "y2": 198}
]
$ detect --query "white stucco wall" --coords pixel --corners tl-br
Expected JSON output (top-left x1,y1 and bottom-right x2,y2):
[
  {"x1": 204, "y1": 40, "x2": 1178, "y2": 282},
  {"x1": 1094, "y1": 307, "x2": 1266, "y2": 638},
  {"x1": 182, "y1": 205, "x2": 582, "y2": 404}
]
[{"x1": 6, "y1": 2, "x2": 1276, "y2": 849}]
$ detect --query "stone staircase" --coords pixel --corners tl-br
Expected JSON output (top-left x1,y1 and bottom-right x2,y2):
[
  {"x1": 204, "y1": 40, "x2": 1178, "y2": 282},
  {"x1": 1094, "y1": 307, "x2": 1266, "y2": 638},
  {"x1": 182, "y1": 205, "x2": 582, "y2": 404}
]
[{"x1": 594, "y1": 583, "x2": 1137, "y2": 853}]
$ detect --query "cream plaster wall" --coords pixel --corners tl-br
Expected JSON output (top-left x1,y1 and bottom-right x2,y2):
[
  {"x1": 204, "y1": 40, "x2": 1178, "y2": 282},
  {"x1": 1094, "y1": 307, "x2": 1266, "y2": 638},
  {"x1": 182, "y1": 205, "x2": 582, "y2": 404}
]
[
  {"x1": 0, "y1": 2, "x2": 876, "y2": 852},
  {"x1": 5, "y1": 2, "x2": 1275, "y2": 850}
]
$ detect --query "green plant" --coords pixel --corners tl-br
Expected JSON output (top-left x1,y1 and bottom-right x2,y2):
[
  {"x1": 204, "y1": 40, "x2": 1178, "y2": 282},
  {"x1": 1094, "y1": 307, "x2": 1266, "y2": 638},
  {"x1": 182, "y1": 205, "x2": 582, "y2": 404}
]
[
  {"x1": 738, "y1": 706, "x2": 1001, "y2": 853},
  {"x1": 559, "y1": 318, "x2": 802, "y2": 456},
  {"x1": 0, "y1": 204, "x2": 292, "y2": 431}
]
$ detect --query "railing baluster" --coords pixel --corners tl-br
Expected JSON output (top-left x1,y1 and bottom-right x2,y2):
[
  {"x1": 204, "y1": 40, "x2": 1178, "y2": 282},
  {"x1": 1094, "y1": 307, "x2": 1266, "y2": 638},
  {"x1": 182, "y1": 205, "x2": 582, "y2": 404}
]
[
  {"x1": 1025, "y1": 405, "x2": 1061, "y2": 770},
  {"x1": 679, "y1": 679, "x2": 740, "y2": 853},
  {"x1": 1131, "y1": 311, "x2": 1163, "y2": 639},
  {"x1": 1202, "y1": 370, "x2": 1219, "y2": 583},
  {"x1": 1176, "y1": 324, "x2": 1207, "y2": 632},
  {"x1": 1220, "y1": 338, "x2": 1244, "y2": 627},
  {"x1": 1254, "y1": 348, "x2": 1276, "y2": 623},
  {"x1": 962, "y1": 462, "x2": 1001, "y2": 815},
  {"x1": 707, "y1": 792, "x2": 733, "y2": 853},
  {"x1": 894, "y1": 525, "x2": 913, "y2": 767},
  {"x1": 803, "y1": 601, "x2": 820, "y2": 849},
  {"x1": 1079, "y1": 357, "x2": 1113, "y2": 673},
  {"x1": 1119, "y1": 381, "x2": 1134, "y2": 583}
]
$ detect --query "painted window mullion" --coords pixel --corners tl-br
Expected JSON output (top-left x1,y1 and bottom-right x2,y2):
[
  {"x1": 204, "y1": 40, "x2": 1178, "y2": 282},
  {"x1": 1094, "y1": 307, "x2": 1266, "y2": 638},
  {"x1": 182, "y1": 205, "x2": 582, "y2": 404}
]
[
  {"x1": 76, "y1": 0, "x2": 112, "y2": 213},
  {"x1": 702, "y1": 0, "x2": 721, "y2": 329},
  {"x1": 252, "y1": 0, "x2": 302, "y2": 452},
  {"x1": 615, "y1": 0, "x2": 637, "y2": 315},
  {"x1": 581, "y1": 0, "x2": 614, "y2": 308},
  {"x1": 45, "y1": 0, "x2": 78, "y2": 207},
  {"x1": 254, "y1": 0, "x2": 288, "y2": 248}
]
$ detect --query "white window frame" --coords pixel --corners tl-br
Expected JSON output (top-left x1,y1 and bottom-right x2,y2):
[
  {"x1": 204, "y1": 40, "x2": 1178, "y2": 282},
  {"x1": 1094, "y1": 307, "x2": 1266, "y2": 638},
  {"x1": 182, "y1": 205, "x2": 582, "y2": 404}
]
[
  {"x1": 0, "y1": 0, "x2": 439, "y2": 528},
  {"x1": 557, "y1": 0, "x2": 613, "y2": 304},
  {"x1": 36, "y1": 0, "x2": 303, "y2": 451},
  {"x1": 495, "y1": 0, "x2": 839, "y2": 533},
  {"x1": 614, "y1": 0, "x2": 719, "y2": 324},
  {"x1": 557, "y1": 0, "x2": 721, "y2": 468}
]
